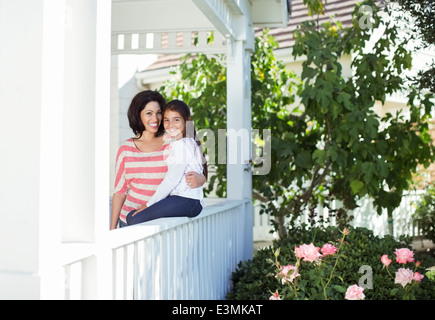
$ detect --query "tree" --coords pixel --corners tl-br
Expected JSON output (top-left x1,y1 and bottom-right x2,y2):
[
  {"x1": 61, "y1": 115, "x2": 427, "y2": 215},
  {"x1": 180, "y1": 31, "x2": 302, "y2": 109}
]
[
  {"x1": 160, "y1": 0, "x2": 434, "y2": 239},
  {"x1": 391, "y1": 0, "x2": 435, "y2": 92},
  {"x1": 281, "y1": 0, "x2": 434, "y2": 237}
]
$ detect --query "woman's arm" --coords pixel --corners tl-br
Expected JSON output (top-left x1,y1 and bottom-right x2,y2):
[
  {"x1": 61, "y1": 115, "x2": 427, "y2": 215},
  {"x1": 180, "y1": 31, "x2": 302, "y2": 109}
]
[{"x1": 110, "y1": 193, "x2": 126, "y2": 230}]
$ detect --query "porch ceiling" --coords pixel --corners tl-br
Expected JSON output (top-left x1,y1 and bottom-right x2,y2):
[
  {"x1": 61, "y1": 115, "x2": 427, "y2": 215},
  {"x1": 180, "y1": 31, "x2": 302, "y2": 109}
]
[
  {"x1": 112, "y1": 0, "x2": 215, "y2": 33},
  {"x1": 111, "y1": 0, "x2": 290, "y2": 55}
]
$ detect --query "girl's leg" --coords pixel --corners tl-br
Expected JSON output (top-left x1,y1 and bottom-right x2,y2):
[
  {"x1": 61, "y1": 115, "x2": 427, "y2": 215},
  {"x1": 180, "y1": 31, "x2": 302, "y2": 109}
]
[{"x1": 126, "y1": 196, "x2": 202, "y2": 226}]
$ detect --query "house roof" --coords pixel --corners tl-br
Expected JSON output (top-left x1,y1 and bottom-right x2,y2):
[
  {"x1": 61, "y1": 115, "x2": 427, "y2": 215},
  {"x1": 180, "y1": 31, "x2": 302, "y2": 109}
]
[
  {"x1": 268, "y1": 0, "x2": 358, "y2": 48},
  {"x1": 143, "y1": 0, "x2": 358, "y2": 71}
]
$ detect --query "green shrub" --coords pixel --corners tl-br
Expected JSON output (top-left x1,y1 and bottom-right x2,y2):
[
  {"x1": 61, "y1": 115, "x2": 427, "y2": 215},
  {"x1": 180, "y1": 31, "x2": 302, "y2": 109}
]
[
  {"x1": 412, "y1": 184, "x2": 435, "y2": 243},
  {"x1": 227, "y1": 225, "x2": 435, "y2": 300}
]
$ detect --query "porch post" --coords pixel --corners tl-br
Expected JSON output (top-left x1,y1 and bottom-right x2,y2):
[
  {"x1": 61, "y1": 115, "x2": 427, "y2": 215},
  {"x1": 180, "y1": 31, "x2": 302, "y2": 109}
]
[
  {"x1": 226, "y1": 38, "x2": 254, "y2": 259},
  {"x1": 226, "y1": 40, "x2": 252, "y2": 201},
  {"x1": 0, "y1": 0, "x2": 112, "y2": 299},
  {"x1": 0, "y1": 0, "x2": 65, "y2": 299}
]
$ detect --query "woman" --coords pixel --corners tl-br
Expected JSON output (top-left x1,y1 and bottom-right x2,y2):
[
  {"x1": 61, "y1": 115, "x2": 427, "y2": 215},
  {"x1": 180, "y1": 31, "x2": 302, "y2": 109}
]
[
  {"x1": 126, "y1": 99, "x2": 207, "y2": 226},
  {"x1": 110, "y1": 91, "x2": 206, "y2": 230}
]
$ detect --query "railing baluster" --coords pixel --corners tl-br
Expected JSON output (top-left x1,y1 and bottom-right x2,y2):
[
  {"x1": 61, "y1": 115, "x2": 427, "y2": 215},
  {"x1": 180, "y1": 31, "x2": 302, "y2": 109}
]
[
  {"x1": 193, "y1": 219, "x2": 200, "y2": 299},
  {"x1": 141, "y1": 239, "x2": 147, "y2": 299},
  {"x1": 181, "y1": 223, "x2": 188, "y2": 299},
  {"x1": 133, "y1": 241, "x2": 138, "y2": 299}
]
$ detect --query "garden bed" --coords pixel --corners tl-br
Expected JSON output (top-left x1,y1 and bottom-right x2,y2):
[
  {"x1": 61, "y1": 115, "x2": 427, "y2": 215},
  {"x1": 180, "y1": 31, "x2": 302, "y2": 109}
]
[{"x1": 229, "y1": 226, "x2": 435, "y2": 300}]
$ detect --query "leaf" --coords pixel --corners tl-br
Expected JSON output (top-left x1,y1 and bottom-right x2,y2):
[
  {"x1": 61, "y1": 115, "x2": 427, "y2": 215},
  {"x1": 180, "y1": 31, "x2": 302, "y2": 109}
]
[
  {"x1": 337, "y1": 92, "x2": 353, "y2": 110},
  {"x1": 301, "y1": 66, "x2": 318, "y2": 80},
  {"x1": 312, "y1": 149, "x2": 326, "y2": 165},
  {"x1": 332, "y1": 285, "x2": 346, "y2": 293},
  {"x1": 295, "y1": 150, "x2": 313, "y2": 169},
  {"x1": 350, "y1": 180, "x2": 364, "y2": 195},
  {"x1": 390, "y1": 288, "x2": 399, "y2": 296}
]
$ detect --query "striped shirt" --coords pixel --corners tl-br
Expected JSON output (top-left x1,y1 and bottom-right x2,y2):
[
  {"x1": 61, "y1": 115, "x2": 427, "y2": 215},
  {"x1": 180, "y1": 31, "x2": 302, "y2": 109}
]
[{"x1": 113, "y1": 138, "x2": 171, "y2": 223}]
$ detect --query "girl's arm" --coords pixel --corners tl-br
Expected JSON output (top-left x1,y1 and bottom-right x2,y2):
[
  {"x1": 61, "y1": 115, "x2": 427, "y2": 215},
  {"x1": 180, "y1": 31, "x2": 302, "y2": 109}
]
[
  {"x1": 185, "y1": 171, "x2": 206, "y2": 188},
  {"x1": 147, "y1": 140, "x2": 192, "y2": 207},
  {"x1": 110, "y1": 192, "x2": 126, "y2": 230}
]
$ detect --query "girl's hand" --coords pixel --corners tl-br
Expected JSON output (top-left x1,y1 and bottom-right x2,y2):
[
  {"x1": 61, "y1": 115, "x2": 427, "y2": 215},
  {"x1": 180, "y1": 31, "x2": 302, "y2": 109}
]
[
  {"x1": 185, "y1": 171, "x2": 206, "y2": 189},
  {"x1": 132, "y1": 204, "x2": 147, "y2": 216}
]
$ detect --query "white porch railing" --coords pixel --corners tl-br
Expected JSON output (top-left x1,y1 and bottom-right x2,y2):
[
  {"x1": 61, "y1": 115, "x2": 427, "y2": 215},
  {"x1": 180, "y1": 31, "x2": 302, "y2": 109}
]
[
  {"x1": 253, "y1": 191, "x2": 425, "y2": 241},
  {"x1": 63, "y1": 199, "x2": 252, "y2": 300}
]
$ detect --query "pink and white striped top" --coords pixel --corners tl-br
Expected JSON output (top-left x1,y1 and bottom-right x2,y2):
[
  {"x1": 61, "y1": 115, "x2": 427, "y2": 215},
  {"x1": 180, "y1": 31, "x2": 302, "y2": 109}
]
[{"x1": 113, "y1": 138, "x2": 171, "y2": 223}]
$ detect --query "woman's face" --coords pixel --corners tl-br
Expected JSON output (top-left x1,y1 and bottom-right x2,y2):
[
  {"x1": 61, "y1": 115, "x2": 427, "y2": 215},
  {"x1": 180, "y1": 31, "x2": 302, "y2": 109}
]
[
  {"x1": 163, "y1": 110, "x2": 185, "y2": 139},
  {"x1": 140, "y1": 101, "x2": 162, "y2": 134}
]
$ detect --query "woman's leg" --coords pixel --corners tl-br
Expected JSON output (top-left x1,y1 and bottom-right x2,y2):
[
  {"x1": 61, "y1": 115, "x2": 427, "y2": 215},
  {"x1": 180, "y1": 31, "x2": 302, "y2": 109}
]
[{"x1": 126, "y1": 196, "x2": 202, "y2": 226}]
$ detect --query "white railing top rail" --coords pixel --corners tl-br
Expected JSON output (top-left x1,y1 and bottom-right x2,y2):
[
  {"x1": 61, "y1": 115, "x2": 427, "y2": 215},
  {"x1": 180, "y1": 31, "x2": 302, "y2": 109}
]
[
  {"x1": 109, "y1": 199, "x2": 244, "y2": 249},
  {"x1": 61, "y1": 198, "x2": 244, "y2": 267}
]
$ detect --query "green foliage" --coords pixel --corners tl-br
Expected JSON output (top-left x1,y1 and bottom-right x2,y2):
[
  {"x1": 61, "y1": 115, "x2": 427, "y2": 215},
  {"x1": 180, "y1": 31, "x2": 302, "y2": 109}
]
[
  {"x1": 281, "y1": 0, "x2": 435, "y2": 235},
  {"x1": 392, "y1": 0, "x2": 435, "y2": 92},
  {"x1": 227, "y1": 226, "x2": 435, "y2": 300},
  {"x1": 412, "y1": 184, "x2": 435, "y2": 243}
]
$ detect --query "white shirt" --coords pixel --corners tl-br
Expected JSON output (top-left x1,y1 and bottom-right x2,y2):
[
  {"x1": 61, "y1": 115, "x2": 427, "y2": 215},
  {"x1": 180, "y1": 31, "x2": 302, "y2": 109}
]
[{"x1": 147, "y1": 137, "x2": 204, "y2": 207}]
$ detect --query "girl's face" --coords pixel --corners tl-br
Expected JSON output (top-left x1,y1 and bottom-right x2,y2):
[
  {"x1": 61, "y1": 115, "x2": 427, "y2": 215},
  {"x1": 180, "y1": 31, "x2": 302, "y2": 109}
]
[
  {"x1": 140, "y1": 101, "x2": 162, "y2": 134},
  {"x1": 163, "y1": 110, "x2": 185, "y2": 139}
]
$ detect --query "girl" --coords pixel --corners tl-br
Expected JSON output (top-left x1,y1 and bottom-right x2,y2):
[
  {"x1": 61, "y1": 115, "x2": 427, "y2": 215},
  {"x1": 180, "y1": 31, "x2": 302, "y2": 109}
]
[
  {"x1": 110, "y1": 92, "x2": 205, "y2": 230},
  {"x1": 126, "y1": 99, "x2": 207, "y2": 226}
]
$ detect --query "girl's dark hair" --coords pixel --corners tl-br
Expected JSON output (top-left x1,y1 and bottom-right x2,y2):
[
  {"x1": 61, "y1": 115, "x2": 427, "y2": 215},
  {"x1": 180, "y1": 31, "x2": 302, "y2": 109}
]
[
  {"x1": 165, "y1": 99, "x2": 208, "y2": 180},
  {"x1": 127, "y1": 90, "x2": 166, "y2": 138}
]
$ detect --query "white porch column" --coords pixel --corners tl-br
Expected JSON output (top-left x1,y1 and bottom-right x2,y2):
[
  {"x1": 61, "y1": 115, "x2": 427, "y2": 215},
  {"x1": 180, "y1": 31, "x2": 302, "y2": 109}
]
[
  {"x1": 1, "y1": 0, "x2": 38, "y2": 299},
  {"x1": 226, "y1": 40, "x2": 252, "y2": 200},
  {"x1": 226, "y1": 38, "x2": 254, "y2": 259},
  {"x1": 0, "y1": 0, "x2": 111, "y2": 299},
  {"x1": 0, "y1": 0, "x2": 64, "y2": 299}
]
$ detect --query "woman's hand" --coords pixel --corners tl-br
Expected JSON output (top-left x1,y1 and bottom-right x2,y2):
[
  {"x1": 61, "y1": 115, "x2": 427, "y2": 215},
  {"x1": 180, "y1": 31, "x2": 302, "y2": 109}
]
[
  {"x1": 185, "y1": 171, "x2": 206, "y2": 189},
  {"x1": 132, "y1": 204, "x2": 147, "y2": 216}
]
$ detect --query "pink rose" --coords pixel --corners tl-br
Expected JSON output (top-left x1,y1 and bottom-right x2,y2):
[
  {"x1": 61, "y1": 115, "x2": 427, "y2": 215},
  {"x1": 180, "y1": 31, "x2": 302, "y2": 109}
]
[
  {"x1": 394, "y1": 248, "x2": 415, "y2": 264},
  {"x1": 276, "y1": 264, "x2": 300, "y2": 284},
  {"x1": 269, "y1": 291, "x2": 281, "y2": 300},
  {"x1": 321, "y1": 243, "x2": 337, "y2": 256},
  {"x1": 413, "y1": 272, "x2": 424, "y2": 282},
  {"x1": 344, "y1": 284, "x2": 365, "y2": 300},
  {"x1": 395, "y1": 268, "x2": 414, "y2": 287},
  {"x1": 295, "y1": 243, "x2": 321, "y2": 263},
  {"x1": 381, "y1": 254, "x2": 392, "y2": 267}
]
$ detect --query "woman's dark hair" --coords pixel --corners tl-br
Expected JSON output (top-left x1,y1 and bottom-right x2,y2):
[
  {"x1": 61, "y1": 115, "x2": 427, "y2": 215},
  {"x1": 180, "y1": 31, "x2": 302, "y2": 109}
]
[
  {"x1": 127, "y1": 90, "x2": 166, "y2": 138},
  {"x1": 165, "y1": 99, "x2": 208, "y2": 180}
]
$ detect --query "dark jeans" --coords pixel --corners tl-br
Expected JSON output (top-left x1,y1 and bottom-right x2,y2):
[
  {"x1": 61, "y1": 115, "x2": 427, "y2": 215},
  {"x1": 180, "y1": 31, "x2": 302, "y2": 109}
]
[{"x1": 126, "y1": 195, "x2": 203, "y2": 226}]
